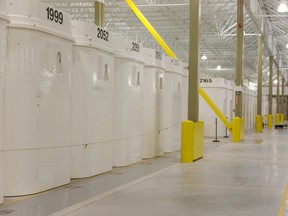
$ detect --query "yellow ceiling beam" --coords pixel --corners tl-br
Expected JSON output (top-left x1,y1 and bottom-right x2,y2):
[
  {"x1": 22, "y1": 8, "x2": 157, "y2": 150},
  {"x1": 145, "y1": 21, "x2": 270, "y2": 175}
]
[
  {"x1": 125, "y1": 0, "x2": 177, "y2": 58},
  {"x1": 126, "y1": 0, "x2": 232, "y2": 131}
]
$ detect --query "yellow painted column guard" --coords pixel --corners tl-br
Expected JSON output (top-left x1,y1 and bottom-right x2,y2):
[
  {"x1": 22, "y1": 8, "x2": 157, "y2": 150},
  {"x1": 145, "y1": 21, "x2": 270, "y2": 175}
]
[
  {"x1": 125, "y1": 0, "x2": 177, "y2": 58},
  {"x1": 232, "y1": 117, "x2": 244, "y2": 142},
  {"x1": 267, "y1": 114, "x2": 273, "y2": 128},
  {"x1": 181, "y1": 121, "x2": 204, "y2": 162},
  {"x1": 276, "y1": 114, "x2": 281, "y2": 125},
  {"x1": 125, "y1": 0, "x2": 233, "y2": 132},
  {"x1": 281, "y1": 114, "x2": 285, "y2": 123},
  {"x1": 255, "y1": 115, "x2": 262, "y2": 133}
]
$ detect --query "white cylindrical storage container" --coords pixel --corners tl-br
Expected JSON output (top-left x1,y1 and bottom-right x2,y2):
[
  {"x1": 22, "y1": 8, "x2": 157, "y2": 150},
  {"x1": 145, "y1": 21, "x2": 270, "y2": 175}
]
[
  {"x1": 161, "y1": 57, "x2": 182, "y2": 153},
  {"x1": 226, "y1": 80, "x2": 234, "y2": 124},
  {"x1": 243, "y1": 86, "x2": 249, "y2": 130},
  {"x1": 199, "y1": 78, "x2": 231, "y2": 137},
  {"x1": 4, "y1": 0, "x2": 73, "y2": 196},
  {"x1": 71, "y1": 21, "x2": 114, "y2": 178},
  {"x1": 113, "y1": 38, "x2": 144, "y2": 167},
  {"x1": 0, "y1": 0, "x2": 9, "y2": 203},
  {"x1": 142, "y1": 48, "x2": 165, "y2": 159},
  {"x1": 181, "y1": 63, "x2": 188, "y2": 121}
]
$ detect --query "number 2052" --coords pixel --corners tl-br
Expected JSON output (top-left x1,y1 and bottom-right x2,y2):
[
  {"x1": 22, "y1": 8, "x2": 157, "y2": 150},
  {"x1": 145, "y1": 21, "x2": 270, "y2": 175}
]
[{"x1": 46, "y1": 7, "x2": 63, "y2": 24}]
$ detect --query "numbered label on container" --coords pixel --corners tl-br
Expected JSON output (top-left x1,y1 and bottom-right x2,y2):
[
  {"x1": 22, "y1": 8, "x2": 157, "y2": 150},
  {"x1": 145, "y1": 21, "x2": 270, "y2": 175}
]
[
  {"x1": 199, "y1": 78, "x2": 212, "y2": 83},
  {"x1": 97, "y1": 28, "x2": 109, "y2": 42},
  {"x1": 155, "y1": 51, "x2": 163, "y2": 60},
  {"x1": 172, "y1": 59, "x2": 180, "y2": 66},
  {"x1": 131, "y1": 42, "x2": 140, "y2": 53},
  {"x1": 46, "y1": 7, "x2": 64, "y2": 24}
]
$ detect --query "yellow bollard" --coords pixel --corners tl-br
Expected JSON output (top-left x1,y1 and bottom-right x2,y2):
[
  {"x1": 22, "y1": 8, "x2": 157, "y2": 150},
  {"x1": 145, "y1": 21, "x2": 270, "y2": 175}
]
[
  {"x1": 255, "y1": 115, "x2": 263, "y2": 133},
  {"x1": 232, "y1": 117, "x2": 245, "y2": 142},
  {"x1": 276, "y1": 114, "x2": 281, "y2": 125},
  {"x1": 181, "y1": 121, "x2": 204, "y2": 163},
  {"x1": 281, "y1": 114, "x2": 285, "y2": 123},
  {"x1": 267, "y1": 114, "x2": 273, "y2": 128}
]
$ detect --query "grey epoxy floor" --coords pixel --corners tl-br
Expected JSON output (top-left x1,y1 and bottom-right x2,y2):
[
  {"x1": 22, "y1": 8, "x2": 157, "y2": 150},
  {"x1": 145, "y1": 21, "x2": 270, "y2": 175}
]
[{"x1": 2, "y1": 129, "x2": 288, "y2": 216}]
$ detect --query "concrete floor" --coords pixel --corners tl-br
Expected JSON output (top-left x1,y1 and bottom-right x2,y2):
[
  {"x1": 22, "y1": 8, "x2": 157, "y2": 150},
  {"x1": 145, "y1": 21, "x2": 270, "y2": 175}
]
[{"x1": 1, "y1": 129, "x2": 288, "y2": 216}]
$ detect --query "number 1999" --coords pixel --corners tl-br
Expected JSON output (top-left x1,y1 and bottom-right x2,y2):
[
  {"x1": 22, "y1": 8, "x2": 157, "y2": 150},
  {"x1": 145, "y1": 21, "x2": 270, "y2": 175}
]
[{"x1": 46, "y1": 7, "x2": 63, "y2": 25}]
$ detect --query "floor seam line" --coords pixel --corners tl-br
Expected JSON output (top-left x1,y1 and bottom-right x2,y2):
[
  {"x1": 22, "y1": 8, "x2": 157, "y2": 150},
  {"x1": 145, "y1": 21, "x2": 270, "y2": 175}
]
[{"x1": 49, "y1": 163, "x2": 181, "y2": 216}]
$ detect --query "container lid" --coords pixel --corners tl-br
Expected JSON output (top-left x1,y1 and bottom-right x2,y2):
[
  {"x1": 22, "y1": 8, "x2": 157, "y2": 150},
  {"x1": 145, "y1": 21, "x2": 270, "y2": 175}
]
[
  {"x1": 0, "y1": 0, "x2": 9, "y2": 23},
  {"x1": 143, "y1": 48, "x2": 165, "y2": 70},
  {"x1": 6, "y1": 0, "x2": 73, "y2": 41},
  {"x1": 72, "y1": 20, "x2": 115, "y2": 54},
  {"x1": 181, "y1": 62, "x2": 189, "y2": 77},
  {"x1": 164, "y1": 56, "x2": 182, "y2": 75},
  {"x1": 113, "y1": 37, "x2": 145, "y2": 64}
]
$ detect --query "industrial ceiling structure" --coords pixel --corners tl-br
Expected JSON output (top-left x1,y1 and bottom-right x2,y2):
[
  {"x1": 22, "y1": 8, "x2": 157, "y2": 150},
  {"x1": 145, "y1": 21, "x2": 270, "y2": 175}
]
[{"x1": 42, "y1": 0, "x2": 288, "y2": 84}]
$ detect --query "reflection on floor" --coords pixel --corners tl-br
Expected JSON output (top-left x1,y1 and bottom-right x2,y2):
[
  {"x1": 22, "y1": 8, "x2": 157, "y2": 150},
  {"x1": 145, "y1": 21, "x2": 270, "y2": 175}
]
[{"x1": 2, "y1": 129, "x2": 288, "y2": 216}]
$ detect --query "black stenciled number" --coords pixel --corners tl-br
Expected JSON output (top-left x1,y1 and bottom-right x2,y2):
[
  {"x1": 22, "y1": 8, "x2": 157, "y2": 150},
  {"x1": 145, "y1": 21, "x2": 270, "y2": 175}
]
[
  {"x1": 46, "y1": 7, "x2": 64, "y2": 25},
  {"x1": 156, "y1": 51, "x2": 162, "y2": 60},
  {"x1": 49, "y1": 8, "x2": 54, "y2": 21},
  {"x1": 97, "y1": 28, "x2": 101, "y2": 39},
  {"x1": 46, "y1": 7, "x2": 49, "y2": 20},
  {"x1": 54, "y1": 10, "x2": 59, "y2": 23},
  {"x1": 199, "y1": 78, "x2": 212, "y2": 83},
  {"x1": 105, "y1": 31, "x2": 109, "y2": 41},
  {"x1": 131, "y1": 42, "x2": 140, "y2": 53},
  {"x1": 97, "y1": 28, "x2": 109, "y2": 42},
  {"x1": 59, "y1": 12, "x2": 63, "y2": 24}
]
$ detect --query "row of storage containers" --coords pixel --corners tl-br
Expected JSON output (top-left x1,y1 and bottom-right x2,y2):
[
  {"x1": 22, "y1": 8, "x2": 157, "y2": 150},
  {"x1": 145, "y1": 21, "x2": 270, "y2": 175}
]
[
  {"x1": 200, "y1": 78, "x2": 234, "y2": 137},
  {"x1": 0, "y1": 0, "x2": 272, "y2": 202},
  {"x1": 0, "y1": 0, "x2": 188, "y2": 201},
  {"x1": 200, "y1": 78, "x2": 272, "y2": 137}
]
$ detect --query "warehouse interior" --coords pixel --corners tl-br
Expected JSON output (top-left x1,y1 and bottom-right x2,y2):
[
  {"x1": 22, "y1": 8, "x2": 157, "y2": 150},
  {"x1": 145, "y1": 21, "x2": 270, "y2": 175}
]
[{"x1": 0, "y1": 0, "x2": 288, "y2": 215}]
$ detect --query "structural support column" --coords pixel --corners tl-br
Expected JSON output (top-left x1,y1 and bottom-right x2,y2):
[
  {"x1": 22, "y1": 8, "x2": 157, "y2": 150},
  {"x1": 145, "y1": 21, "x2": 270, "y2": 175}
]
[
  {"x1": 235, "y1": 0, "x2": 244, "y2": 118},
  {"x1": 232, "y1": 0, "x2": 245, "y2": 142},
  {"x1": 277, "y1": 70, "x2": 280, "y2": 113},
  {"x1": 95, "y1": 1, "x2": 104, "y2": 27},
  {"x1": 256, "y1": 35, "x2": 263, "y2": 132},
  {"x1": 188, "y1": 0, "x2": 200, "y2": 122},
  {"x1": 282, "y1": 77, "x2": 285, "y2": 122},
  {"x1": 276, "y1": 70, "x2": 281, "y2": 125},
  {"x1": 267, "y1": 56, "x2": 273, "y2": 128},
  {"x1": 181, "y1": 0, "x2": 204, "y2": 163}
]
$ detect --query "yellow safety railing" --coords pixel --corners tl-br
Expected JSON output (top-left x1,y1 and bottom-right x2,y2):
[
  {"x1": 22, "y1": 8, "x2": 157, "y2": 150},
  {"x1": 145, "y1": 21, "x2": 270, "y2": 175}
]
[
  {"x1": 199, "y1": 88, "x2": 232, "y2": 131},
  {"x1": 125, "y1": 0, "x2": 233, "y2": 131},
  {"x1": 125, "y1": 0, "x2": 177, "y2": 58}
]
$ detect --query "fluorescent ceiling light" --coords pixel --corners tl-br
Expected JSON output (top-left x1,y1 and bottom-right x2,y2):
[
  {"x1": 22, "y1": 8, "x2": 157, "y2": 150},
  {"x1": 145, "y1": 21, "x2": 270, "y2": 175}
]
[
  {"x1": 286, "y1": 43, "x2": 288, "y2": 48},
  {"x1": 201, "y1": 55, "x2": 207, "y2": 60},
  {"x1": 278, "y1": 2, "x2": 288, "y2": 12},
  {"x1": 216, "y1": 65, "x2": 222, "y2": 70}
]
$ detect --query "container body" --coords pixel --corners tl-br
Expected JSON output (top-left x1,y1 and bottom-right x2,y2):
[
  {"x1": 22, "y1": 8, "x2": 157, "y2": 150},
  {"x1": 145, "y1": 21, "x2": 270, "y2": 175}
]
[
  {"x1": 4, "y1": 0, "x2": 72, "y2": 196},
  {"x1": 113, "y1": 58, "x2": 143, "y2": 166},
  {"x1": 141, "y1": 48, "x2": 165, "y2": 158},
  {"x1": 199, "y1": 78, "x2": 234, "y2": 137},
  {"x1": 161, "y1": 57, "x2": 182, "y2": 153},
  {"x1": 0, "y1": 4, "x2": 8, "y2": 203},
  {"x1": 71, "y1": 21, "x2": 114, "y2": 178}
]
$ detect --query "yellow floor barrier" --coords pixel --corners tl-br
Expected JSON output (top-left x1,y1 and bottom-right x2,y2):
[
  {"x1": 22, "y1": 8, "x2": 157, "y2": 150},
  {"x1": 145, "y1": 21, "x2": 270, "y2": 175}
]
[{"x1": 255, "y1": 115, "x2": 263, "y2": 133}]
